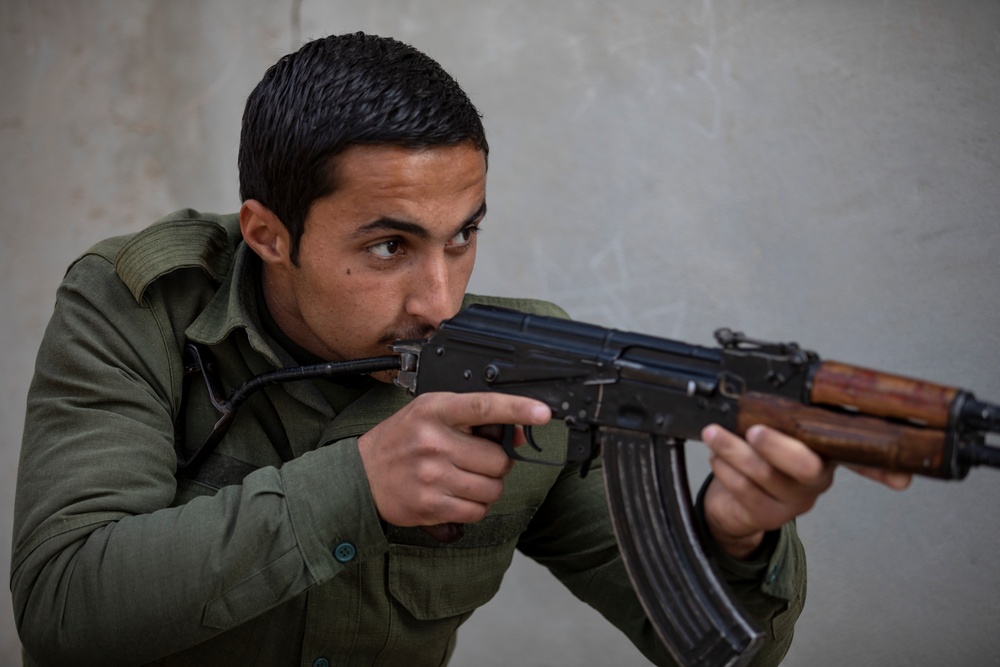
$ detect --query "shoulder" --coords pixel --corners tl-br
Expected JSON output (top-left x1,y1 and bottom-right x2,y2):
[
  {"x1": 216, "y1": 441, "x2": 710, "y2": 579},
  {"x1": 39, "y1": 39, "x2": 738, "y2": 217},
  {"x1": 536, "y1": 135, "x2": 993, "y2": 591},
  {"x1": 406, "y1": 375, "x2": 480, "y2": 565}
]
[
  {"x1": 462, "y1": 293, "x2": 570, "y2": 319},
  {"x1": 73, "y1": 209, "x2": 242, "y2": 303}
]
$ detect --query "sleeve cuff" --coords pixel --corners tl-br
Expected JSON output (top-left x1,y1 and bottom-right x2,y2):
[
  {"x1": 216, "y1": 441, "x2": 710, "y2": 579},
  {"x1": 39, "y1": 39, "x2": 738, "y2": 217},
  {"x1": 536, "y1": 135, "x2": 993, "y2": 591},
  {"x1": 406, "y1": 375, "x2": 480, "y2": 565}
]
[
  {"x1": 279, "y1": 436, "x2": 389, "y2": 584},
  {"x1": 694, "y1": 474, "x2": 799, "y2": 601}
]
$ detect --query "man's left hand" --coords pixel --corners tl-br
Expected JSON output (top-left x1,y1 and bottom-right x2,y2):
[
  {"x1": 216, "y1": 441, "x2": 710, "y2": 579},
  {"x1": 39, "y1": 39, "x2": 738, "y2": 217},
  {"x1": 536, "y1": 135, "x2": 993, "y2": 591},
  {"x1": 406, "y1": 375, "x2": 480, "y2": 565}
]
[{"x1": 700, "y1": 424, "x2": 912, "y2": 560}]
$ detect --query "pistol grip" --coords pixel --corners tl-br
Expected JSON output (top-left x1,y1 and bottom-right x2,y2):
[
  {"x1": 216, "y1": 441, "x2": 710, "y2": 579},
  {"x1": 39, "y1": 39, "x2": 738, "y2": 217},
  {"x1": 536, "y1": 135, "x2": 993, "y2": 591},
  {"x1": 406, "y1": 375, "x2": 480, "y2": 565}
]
[
  {"x1": 473, "y1": 423, "x2": 515, "y2": 449},
  {"x1": 420, "y1": 523, "x2": 465, "y2": 543}
]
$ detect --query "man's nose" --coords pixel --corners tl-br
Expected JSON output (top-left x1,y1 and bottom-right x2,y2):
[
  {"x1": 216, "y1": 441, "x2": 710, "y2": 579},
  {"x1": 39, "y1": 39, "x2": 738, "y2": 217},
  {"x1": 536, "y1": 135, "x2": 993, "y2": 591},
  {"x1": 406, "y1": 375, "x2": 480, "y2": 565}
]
[{"x1": 405, "y1": 254, "x2": 456, "y2": 326}]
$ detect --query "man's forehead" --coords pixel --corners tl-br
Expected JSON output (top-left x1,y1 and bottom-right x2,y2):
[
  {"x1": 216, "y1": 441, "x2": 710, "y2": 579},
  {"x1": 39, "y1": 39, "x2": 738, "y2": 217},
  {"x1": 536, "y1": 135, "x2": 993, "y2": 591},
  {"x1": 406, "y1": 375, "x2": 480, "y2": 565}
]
[
  {"x1": 334, "y1": 142, "x2": 487, "y2": 184},
  {"x1": 306, "y1": 143, "x2": 487, "y2": 237}
]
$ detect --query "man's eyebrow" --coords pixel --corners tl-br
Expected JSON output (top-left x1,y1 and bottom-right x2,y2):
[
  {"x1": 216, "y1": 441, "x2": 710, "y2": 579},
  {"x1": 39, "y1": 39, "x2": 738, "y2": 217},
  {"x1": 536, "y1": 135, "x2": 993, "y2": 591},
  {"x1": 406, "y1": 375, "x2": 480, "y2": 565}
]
[
  {"x1": 351, "y1": 201, "x2": 487, "y2": 239},
  {"x1": 351, "y1": 218, "x2": 430, "y2": 239}
]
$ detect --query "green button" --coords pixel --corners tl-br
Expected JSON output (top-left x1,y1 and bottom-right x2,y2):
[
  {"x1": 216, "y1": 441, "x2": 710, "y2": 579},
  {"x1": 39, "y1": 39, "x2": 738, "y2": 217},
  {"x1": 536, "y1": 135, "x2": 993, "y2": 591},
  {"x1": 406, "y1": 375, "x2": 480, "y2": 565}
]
[
  {"x1": 313, "y1": 658, "x2": 330, "y2": 667},
  {"x1": 334, "y1": 542, "x2": 356, "y2": 563}
]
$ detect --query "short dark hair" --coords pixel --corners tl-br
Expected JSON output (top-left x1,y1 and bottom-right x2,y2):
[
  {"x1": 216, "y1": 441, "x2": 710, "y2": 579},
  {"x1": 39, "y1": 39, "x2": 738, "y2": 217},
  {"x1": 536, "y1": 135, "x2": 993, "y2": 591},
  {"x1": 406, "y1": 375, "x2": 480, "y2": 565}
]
[{"x1": 238, "y1": 32, "x2": 488, "y2": 263}]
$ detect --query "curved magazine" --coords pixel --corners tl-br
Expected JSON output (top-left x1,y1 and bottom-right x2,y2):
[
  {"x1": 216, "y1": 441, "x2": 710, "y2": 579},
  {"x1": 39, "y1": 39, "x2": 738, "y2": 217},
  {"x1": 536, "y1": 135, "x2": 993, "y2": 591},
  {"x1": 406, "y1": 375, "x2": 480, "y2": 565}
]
[{"x1": 601, "y1": 428, "x2": 763, "y2": 667}]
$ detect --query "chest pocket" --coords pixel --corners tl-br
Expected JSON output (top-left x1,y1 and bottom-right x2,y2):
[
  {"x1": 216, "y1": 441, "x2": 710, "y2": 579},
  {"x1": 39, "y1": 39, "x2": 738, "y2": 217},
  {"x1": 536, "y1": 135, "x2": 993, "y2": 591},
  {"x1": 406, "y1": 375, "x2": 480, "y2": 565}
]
[{"x1": 386, "y1": 508, "x2": 536, "y2": 620}]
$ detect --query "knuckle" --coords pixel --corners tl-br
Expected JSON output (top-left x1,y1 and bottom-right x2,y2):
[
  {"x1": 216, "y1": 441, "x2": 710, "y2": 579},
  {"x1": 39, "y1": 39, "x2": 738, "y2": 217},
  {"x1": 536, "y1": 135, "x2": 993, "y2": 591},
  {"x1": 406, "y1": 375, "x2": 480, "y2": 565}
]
[
  {"x1": 467, "y1": 393, "x2": 492, "y2": 422},
  {"x1": 490, "y1": 478, "x2": 507, "y2": 502},
  {"x1": 478, "y1": 477, "x2": 505, "y2": 504},
  {"x1": 465, "y1": 503, "x2": 490, "y2": 523},
  {"x1": 409, "y1": 392, "x2": 456, "y2": 425},
  {"x1": 414, "y1": 459, "x2": 444, "y2": 487},
  {"x1": 729, "y1": 474, "x2": 755, "y2": 498},
  {"x1": 714, "y1": 462, "x2": 752, "y2": 497},
  {"x1": 415, "y1": 433, "x2": 445, "y2": 459},
  {"x1": 418, "y1": 490, "x2": 447, "y2": 520},
  {"x1": 498, "y1": 457, "x2": 515, "y2": 477},
  {"x1": 408, "y1": 392, "x2": 436, "y2": 413},
  {"x1": 794, "y1": 455, "x2": 827, "y2": 485}
]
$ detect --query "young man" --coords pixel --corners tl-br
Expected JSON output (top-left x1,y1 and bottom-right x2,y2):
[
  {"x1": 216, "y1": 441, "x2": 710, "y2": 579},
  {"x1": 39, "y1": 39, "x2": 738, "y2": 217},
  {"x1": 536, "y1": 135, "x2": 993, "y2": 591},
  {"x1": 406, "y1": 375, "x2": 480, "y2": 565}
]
[{"x1": 12, "y1": 33, "x2": 907, "y2": 666}]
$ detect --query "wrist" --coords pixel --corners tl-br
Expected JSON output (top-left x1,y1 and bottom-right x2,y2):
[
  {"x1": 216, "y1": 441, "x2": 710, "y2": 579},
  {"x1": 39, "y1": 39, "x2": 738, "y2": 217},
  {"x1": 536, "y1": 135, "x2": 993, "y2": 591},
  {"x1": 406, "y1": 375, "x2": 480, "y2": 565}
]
[
  {"x1": 695, "y1": 472, "x2": 769, "y2": 561},
  {"x1": 707, "y1": 526, "x2": 766, "y2": 561}
]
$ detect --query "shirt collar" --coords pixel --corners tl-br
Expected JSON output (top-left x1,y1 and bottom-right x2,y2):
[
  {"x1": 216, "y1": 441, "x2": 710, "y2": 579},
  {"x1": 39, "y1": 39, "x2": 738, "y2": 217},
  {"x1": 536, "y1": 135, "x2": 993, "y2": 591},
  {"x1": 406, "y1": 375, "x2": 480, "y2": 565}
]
[{"x1": 184, "y1": 242, "x2": 288, "y2": 368}]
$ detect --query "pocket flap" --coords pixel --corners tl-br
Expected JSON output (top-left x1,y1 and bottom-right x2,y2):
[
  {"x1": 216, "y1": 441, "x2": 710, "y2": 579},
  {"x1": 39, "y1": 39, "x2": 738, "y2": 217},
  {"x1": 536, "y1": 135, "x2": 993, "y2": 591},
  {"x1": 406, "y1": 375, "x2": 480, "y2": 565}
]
[{"x1": 387, "y1": 509, "x2": 535, "y2": 620}]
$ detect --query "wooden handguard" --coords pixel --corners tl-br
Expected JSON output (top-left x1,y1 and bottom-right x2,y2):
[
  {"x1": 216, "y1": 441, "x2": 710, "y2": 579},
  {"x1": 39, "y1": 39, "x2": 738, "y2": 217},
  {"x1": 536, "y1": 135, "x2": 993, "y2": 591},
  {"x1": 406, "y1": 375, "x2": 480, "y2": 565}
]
[
  {"x1": 736, "y1": 392, "x2": 951, "y2": 478},
  {"x1": 810, "y1": 361, "x2": 959, "y2": 429}
]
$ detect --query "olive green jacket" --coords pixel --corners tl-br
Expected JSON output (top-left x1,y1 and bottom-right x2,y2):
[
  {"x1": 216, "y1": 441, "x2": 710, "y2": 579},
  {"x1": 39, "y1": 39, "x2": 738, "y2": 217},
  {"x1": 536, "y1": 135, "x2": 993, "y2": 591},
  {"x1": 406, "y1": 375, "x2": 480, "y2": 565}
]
[{"x1": 12, "y1": 210, "x2": 805, "y2": 666}]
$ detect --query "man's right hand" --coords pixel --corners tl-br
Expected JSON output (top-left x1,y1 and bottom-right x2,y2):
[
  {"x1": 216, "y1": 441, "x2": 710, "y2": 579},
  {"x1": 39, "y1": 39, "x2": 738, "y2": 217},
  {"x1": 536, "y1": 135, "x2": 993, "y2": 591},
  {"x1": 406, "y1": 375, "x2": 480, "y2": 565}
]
[{"x1": 357, "y1": 392, "x2": 552, "y2": 528}]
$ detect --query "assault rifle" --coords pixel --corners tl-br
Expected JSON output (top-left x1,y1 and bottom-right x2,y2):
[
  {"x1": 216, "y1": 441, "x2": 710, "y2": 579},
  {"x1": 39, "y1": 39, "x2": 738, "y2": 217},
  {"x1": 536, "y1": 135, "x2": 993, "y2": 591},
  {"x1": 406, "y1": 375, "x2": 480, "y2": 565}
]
[
  {"x1": 179, "y1": 304, "x2": 1000, "y2": 667},
  {"x1": 389, "y1": 304, "x2": 1000, "y2": 667}
]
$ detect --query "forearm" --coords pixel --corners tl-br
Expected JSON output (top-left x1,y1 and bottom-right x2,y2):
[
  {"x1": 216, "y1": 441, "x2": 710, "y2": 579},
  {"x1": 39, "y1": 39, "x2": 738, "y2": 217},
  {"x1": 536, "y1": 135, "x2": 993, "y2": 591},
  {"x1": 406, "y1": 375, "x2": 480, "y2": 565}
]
[
  {"x1": 11, "y1": 438, "x2": 387, "y2": 666},
  {"x1": 693, "y1": 477, "x2": 806, "y2": 666},
  {"x1": 11, "y1": 257, "x2": 387, "y2": 664}
]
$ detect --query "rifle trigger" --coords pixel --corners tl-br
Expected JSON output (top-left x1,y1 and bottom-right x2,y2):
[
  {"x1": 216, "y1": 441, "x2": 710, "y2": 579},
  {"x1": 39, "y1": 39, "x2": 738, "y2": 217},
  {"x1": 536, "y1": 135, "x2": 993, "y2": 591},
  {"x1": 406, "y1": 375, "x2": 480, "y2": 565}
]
[
  {"x1": 492, "y1": 424, "x2": 529, "y2": 461},
  {"x1": 498, "y1": 424, "x2": 518, "y2": 460},
  {"x1": 523, "y1": 425, "x2": 544, "y2": 453},
  {"x1": 493, "y1": 424, "x2": 564, "y2": 467}
]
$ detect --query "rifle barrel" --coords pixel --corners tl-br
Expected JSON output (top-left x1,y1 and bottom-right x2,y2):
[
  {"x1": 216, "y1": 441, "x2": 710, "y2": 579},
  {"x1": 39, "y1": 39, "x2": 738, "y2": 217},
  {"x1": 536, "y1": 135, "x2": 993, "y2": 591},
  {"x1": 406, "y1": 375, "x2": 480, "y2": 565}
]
[
  {"x1": 962, "y1": 443, "x2": 1000, "y2": 469},
  {"x1": 960, "y1": 396, "x2": 1000, "y2": 433}
]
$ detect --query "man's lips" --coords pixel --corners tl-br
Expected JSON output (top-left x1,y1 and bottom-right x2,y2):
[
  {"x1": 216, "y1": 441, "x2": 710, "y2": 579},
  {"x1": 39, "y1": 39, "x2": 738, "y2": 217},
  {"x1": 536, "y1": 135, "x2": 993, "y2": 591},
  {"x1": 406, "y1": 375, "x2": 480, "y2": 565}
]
[{"x1": 378, "y1": 324, "x2": 437, "y2": 347}]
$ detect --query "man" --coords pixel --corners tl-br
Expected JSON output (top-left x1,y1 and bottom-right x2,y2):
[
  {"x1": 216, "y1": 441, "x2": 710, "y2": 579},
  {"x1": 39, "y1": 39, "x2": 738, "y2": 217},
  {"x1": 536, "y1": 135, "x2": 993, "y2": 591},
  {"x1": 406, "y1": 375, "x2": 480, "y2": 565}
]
[{"x1": 11, "y1": 33, "x2": 907, "y2": 666}]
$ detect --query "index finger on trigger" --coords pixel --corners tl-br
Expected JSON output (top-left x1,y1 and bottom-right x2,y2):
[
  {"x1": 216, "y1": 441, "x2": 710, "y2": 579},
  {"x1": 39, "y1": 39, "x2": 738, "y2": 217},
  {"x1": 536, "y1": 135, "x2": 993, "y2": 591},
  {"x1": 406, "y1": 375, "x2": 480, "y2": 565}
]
[{"x1": 439, "y1": 392, "x2": 551, "y2": 429}]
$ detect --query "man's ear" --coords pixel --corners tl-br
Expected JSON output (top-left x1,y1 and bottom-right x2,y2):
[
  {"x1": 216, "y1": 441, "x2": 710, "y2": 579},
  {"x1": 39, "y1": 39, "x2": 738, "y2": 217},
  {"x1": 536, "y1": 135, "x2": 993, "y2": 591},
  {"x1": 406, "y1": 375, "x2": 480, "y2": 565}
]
[{"x1": 240, "y1": 199, "x2": 291, "y2": 265}]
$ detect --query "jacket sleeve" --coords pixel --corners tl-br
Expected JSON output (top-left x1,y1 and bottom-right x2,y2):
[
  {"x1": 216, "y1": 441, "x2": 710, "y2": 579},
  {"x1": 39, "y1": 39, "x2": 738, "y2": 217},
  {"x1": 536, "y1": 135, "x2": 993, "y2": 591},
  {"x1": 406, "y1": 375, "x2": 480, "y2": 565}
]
[
  {"x1": 516, "y1": 458, "x2": 806, "y2": 667},
  {"x1": 10, "y1": 254, "x2": 388, "y2": 666}
]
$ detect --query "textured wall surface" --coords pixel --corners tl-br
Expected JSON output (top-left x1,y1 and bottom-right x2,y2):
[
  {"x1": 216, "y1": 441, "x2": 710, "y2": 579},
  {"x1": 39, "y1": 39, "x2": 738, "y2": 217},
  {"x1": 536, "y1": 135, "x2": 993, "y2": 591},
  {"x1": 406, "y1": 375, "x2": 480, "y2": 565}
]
[{"x1": 3, "y1": 1, "x2": 998, "y2": 665}]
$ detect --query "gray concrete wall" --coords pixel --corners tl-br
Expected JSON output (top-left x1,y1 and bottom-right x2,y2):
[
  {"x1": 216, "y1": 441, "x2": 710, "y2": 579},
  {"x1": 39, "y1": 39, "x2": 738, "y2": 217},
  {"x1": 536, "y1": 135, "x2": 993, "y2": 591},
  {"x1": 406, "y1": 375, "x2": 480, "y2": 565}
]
[{"x1": 3, "y1": 1, "x2": 998, "y2": 665}]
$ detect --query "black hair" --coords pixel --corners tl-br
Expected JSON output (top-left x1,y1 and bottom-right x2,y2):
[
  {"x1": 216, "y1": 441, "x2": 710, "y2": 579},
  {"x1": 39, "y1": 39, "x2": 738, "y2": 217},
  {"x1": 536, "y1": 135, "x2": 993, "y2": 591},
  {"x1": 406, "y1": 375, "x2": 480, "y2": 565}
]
[{"x1": 238, "y1": 32, "x2": 488, "y2": 263}]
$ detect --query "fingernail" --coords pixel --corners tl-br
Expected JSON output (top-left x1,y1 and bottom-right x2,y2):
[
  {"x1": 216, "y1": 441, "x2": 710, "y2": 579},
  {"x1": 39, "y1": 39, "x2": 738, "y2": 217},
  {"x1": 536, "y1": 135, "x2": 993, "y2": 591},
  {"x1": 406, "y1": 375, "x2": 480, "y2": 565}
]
[
  {"x1": 702, "y1": 425, "x2": 718, "y2": 442},
  {"x1": 746, "y1": 425, "x2": 763, "y2": 442}
]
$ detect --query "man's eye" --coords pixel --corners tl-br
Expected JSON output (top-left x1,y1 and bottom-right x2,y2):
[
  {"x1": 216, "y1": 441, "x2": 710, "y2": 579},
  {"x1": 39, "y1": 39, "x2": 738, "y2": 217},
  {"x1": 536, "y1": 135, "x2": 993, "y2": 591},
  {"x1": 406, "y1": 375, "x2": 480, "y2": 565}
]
[
  {"x1": 449, "y1": 226, "x2": 480, "y2": 247},
  {"x1": 368, "y1": 239, "x2": 402, "y2": 258}
]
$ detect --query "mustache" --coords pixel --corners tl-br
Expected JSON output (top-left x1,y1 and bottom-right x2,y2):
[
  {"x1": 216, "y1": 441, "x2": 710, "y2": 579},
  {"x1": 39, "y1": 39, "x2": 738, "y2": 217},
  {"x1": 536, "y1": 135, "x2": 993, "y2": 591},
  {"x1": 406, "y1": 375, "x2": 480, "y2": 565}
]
[{"x1": 378, "y1": 323, "x2": 437, "y2": 347}]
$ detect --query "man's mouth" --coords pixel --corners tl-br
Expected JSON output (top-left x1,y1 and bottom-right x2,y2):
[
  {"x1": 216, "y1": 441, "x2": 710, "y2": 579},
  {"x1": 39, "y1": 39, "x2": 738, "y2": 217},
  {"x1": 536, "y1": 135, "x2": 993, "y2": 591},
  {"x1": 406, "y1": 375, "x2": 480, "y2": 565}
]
[{"x1": 379, "y1": 324, "x2": 437, "y2": 348}]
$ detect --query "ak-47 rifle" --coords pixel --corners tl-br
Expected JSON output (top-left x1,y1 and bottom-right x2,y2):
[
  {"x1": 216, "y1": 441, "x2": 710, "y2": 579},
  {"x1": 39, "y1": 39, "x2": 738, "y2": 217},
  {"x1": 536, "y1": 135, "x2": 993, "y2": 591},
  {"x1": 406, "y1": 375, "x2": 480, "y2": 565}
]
[
  {"x1": 389, "y1": 304, "x2": 1000, "y2": 667},
  {"x1": 179, "y1": 303, "x2": 1000, "y2": 667}
]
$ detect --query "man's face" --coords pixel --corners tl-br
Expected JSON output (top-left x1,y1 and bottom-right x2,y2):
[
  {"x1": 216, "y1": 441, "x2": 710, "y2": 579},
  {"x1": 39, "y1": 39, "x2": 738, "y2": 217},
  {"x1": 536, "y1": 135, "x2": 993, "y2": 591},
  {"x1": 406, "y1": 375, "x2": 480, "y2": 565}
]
[{"x1": 261, "y1": 141, "x2": 487, "y2": 366}]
